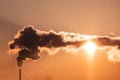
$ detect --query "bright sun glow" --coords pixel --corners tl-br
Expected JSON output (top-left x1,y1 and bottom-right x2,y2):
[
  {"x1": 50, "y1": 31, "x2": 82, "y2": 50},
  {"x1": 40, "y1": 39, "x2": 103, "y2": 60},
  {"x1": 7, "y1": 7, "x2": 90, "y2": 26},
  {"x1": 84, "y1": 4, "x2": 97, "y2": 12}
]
[{"x1": 83, "y1": 41, "x2": 96, "y2": 56}]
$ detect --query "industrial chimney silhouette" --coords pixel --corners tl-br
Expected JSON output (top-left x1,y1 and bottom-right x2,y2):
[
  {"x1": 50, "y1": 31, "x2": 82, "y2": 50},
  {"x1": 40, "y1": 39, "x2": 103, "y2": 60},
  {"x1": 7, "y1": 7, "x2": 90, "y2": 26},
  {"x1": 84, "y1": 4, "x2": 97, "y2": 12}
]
[{"x1": 19, "y1": 68, "x2": 21, "y2": 80}]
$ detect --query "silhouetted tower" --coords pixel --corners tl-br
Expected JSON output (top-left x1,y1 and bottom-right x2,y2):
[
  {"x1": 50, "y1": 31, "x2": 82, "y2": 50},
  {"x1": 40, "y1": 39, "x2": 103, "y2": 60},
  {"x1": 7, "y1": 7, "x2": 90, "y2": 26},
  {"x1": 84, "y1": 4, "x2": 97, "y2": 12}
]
[{"x1": 19, "y1": 68, "x2": 21, "y2": 80}]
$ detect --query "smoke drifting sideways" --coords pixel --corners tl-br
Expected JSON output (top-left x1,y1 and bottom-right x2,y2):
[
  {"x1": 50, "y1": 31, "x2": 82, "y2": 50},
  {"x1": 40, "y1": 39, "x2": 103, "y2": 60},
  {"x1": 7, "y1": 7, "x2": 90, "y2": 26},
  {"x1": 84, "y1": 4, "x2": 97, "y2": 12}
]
[{"x1": 8, "y1": 25, "x2": 120, "y2": 67}]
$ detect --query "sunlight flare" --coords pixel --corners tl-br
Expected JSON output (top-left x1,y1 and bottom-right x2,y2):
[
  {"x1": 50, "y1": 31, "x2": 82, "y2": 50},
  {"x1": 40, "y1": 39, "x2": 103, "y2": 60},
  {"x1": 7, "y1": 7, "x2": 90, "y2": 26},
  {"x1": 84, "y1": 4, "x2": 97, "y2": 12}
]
[{"x1": 83, "y1": 41, "x2": 96, "y2": 56}]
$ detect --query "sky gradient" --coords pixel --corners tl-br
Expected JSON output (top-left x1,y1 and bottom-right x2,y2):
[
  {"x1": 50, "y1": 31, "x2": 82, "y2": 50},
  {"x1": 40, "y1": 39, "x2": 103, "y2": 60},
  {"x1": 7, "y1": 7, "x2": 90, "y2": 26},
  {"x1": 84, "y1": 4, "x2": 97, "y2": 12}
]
[{"x1": 0, "y1": 0, "x2": 120, "y2": 80}]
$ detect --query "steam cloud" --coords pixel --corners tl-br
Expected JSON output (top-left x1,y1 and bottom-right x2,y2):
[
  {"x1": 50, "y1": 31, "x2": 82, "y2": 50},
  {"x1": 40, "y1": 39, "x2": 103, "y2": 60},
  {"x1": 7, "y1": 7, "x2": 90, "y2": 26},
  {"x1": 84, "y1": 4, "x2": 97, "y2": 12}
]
[{"x1": 8, "y1": 25, "x2": 120, "y2": 67}]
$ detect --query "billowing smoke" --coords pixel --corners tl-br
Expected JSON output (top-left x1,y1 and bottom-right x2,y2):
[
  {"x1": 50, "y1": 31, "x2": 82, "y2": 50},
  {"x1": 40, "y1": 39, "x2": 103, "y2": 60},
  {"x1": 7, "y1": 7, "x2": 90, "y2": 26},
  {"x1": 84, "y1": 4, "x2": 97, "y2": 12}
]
[{"x1": 8, "y1": 25, "x2": 120, "y2": 67}]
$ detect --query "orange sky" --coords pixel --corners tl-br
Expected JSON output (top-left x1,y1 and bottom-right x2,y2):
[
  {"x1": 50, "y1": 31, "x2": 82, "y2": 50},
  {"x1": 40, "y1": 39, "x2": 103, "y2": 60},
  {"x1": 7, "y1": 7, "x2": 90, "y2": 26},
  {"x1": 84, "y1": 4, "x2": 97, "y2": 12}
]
[{"x1": 0, "y1": 0, "x2": 120, "y2": 80}]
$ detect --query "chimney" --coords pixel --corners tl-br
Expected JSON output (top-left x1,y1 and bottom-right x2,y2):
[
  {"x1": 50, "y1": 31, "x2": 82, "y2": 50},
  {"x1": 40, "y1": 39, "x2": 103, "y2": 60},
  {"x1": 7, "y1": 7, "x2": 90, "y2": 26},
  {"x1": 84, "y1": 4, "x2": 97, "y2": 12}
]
[{"x1": 19, "y1": 68, "x2": 22, "y2": 80}]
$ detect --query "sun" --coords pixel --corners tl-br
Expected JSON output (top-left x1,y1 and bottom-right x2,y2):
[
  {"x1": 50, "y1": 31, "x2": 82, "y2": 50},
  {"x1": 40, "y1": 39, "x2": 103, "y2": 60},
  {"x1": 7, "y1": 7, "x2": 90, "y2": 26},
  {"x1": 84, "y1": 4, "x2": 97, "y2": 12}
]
[{"x1": 83, "y1": 41, "x2": 96, "y2": 56}]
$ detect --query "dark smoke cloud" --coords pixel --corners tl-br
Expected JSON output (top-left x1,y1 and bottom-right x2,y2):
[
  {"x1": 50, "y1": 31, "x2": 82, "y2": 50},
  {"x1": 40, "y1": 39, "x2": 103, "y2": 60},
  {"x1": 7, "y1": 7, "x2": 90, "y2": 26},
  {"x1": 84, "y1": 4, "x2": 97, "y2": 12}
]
[
  {"x1": 93, "y1": 36, "x2": 120, "y2": 48},
  {"x1": 8, "y1": 25, "x2": 86, "y2": 67},
  {"x1": 8, "y1": 25, "x2": 120, "y2": 67}
]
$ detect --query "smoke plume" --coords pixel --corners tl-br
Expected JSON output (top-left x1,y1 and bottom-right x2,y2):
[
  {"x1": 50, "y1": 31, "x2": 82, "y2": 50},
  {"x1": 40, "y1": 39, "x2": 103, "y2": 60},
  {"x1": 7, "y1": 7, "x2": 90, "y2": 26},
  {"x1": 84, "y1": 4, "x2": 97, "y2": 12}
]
[{"x1": 8, "y1": 25, "x2": 120, "y2": 67}]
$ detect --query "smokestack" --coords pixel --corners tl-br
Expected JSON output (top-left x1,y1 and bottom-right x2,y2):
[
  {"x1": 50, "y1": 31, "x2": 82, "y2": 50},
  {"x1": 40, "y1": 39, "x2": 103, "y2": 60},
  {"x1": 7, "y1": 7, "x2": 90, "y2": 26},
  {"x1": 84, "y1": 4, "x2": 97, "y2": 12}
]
[{"x1": 19, "y1": 68, "x2": 22, "y2": 80}]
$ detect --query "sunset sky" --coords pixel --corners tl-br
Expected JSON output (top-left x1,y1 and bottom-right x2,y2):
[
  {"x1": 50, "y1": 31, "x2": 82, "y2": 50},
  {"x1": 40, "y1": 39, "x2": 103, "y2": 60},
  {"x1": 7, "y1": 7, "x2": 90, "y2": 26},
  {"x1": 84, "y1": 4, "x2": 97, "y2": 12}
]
[{"x1": 0, "y1": 0, "x2": 120, "y2": 80}]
